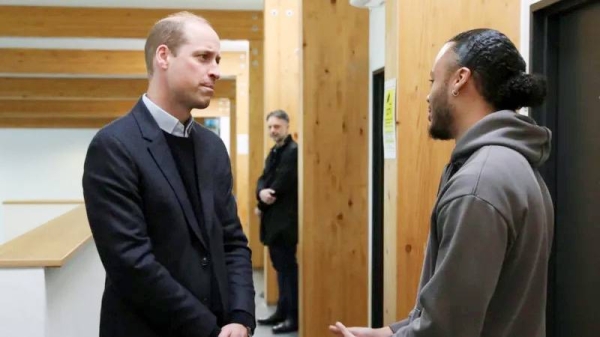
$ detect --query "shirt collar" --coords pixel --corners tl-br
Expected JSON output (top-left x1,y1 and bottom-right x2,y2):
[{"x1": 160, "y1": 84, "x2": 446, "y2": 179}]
[{"x1": 142, "y1": 94, "x2": 194, "y2": 138}]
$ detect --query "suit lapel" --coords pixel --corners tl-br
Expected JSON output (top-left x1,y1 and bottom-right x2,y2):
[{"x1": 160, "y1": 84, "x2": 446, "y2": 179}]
[{"x1": 132, "y1": 100, "x2": 208, "y2": 249}]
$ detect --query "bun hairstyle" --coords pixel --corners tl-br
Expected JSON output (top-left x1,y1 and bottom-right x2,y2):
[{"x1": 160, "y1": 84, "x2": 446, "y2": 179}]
[{"x1": 449, "y1": 29, "x2": 547, "y2": 111}]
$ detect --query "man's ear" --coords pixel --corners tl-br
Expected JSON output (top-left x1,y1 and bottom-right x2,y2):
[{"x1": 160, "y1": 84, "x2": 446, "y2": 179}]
[
  {"x1": 155, "y1": 45, "x2": 170, "y2": 71},
  {"x1": 453, "y1": 67, "x2": 472, "y2": 93}
]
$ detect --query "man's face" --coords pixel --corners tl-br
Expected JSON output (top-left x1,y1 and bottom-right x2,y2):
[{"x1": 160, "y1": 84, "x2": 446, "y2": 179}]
[
  {"x1": 165, "y1": 21, "x2": 221, "y2": 110},
  {"x1": 267, "y1": 117, "x2": 289, "y2": 143},
  {"x1": 426, "y1": 43, "x2": 456, "y2": 140}
]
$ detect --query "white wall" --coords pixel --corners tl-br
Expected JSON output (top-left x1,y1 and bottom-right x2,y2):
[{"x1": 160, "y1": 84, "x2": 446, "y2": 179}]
[
  {"x1": 0, "y1": 241, "x2": 106, "y2": 337},
  {"x1": 1, "y1": 204, "x2": 81, "y2": 244},
  {"x1": 518, "y1": 0, "x2": 543, "y2": 116},
  {"x1": 220, "y1": 116, "x2": 231, "y2": 155},
  {"x1": 368, "y1": 4, "x2": 385, "y2": 328},
  {"x1": 0, "y1": 268, "x2": 46, "y2": 337},
  {"x1": 0, "y1": 129, "x2": 97, "y2": 201},
  {"x1": 520, "y1": 0, "x2": 543, "y2": 70},
  {"x1": 0, "y1": 129, "x2": 98, "y2": 242},
  {"x1": 46, "y1": 241, "x2": 105, "y2": 337},
  {"x1": 370, "y1": 7, "x2": 385, "y2": 72}
]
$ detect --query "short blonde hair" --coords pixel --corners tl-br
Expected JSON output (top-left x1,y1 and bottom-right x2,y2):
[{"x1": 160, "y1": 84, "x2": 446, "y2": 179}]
[{"x1": 144, "y1": 11, "x2": 210, "y2": 76}]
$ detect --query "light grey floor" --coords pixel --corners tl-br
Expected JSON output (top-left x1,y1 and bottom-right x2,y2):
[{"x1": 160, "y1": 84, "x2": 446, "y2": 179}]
[{"x1": 253, "y1": 270, "x2": 298, "y2": 337}]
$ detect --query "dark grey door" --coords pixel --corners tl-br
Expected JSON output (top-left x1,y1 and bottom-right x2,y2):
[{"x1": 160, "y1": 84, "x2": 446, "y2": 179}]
[
  {"x1": 371, "y1": 69, "x2": 384, "y2": 328},
  {"x1": 555, "y1": 1, "x2": 600, "y2": 336}
]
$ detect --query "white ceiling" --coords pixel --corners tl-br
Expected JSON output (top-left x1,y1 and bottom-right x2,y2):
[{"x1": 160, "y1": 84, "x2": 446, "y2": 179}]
[{"x1": 0, "y1": 0, "x2": 263, "y2": 10}]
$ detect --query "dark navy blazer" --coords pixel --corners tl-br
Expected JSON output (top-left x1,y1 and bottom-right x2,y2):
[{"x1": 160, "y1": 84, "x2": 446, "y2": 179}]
[{"x1": 83, "y1": 99, "x2": 255, "y2": 337}]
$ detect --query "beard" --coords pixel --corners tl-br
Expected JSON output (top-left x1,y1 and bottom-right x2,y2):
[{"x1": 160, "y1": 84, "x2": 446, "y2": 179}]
[
  {"x1": 428, "y1": 93, "x2": 455, "y2": 140},
  {"x1": 271, "y1": 134, "x2": 283, "y2": 143}
]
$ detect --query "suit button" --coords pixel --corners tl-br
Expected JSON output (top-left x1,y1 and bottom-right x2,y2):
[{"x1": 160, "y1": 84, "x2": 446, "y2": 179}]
[
  {"x1": 201, "y1": 256, "x2": 210, "y2": 267},
  {"x1": 202, "y1": 297, "x2": 209, "y2": 304}
]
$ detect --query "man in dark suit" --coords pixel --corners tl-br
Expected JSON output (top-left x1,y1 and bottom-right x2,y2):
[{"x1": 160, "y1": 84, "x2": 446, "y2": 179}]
[
  {"x1": 255, "y1": 110, "x2": 298, "y2": 334},
  {"x1": 82, "y1": 12, "x2": 255, "y2": 337}
]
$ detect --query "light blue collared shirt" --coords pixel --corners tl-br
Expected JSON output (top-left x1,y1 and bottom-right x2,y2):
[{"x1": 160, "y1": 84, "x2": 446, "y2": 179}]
[{"x1": 142, "y1": 94, "x2": 194, "y2": 138}]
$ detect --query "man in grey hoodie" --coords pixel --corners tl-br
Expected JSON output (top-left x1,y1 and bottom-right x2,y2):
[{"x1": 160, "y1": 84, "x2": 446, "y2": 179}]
[{"x1": 330, "y1": 29, "x2": 554, "y2": 337}]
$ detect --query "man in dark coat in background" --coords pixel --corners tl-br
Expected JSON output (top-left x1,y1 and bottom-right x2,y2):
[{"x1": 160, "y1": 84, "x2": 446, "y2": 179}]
[{"x1": 255, "y1": 110, "x2": 299, "y2": 334}]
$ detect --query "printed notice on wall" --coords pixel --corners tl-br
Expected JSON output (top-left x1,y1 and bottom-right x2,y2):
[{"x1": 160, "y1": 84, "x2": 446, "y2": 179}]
[
  {"x1": 237, "y1": 134, "x2": 249, "y2": 155},
  {"x1": 383, "y1": 78, "x2": 397, "y2": 159}
]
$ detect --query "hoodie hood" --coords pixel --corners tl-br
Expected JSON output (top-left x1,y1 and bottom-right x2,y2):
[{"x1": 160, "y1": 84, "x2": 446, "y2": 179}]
[{"x1": 451, "y1": 110, "x2": 552, "y2": 167}]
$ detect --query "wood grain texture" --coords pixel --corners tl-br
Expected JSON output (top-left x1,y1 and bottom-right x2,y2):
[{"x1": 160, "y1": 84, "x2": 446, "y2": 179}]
[
  {"x1": 0, "y1": 99, "x2": 135, "y2": 117},
  {"x1": 0, "y1": 98, "x2": 230, "y2": 128},
  {"x1": 230, "y1": 100, "x2": 238, "y2": 194},
  {"x1": 393, "y1": 0, "x2": 521, "y2": 319},
  {"x1": 263, "y1": 0, "x2": 303, "y2": 305},
  {"x1": 0, "y1": 206, "x2": 91, "y2": 268},
  {"x1": 0, "y1": 49, "x2": 245, "y2": 77},
  {"x1": 301, "y1": 1, "x2": 370, "y2": 335},
  {"x1": 248, "y1": 40, "x2": 265, "y2": 269},
  {"x1": 0, "y1": 5, "x2": 263, "y2": 40},
  {"x1": 0, "y1": 77, "x2": 234, "y2": 101},
  {"x1": 235, "y1": 56, "x2": 250, "y2": 246},
  {"x1": 0, "y1": 116, "x2": 114, "y2": 128},
  {"x1": 0, "y1": 78, "x2": 146, "y2": 100},
  {"x1": 2, "y1": 200, "x2": 84, "y2": 205},
  {"x1": 383, "y1": 0, "x2": 399, "y2": 325}
]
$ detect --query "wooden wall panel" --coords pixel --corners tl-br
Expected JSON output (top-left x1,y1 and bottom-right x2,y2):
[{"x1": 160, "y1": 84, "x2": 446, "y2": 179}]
[
  {"x1": 230, "y1": 100, "x2": 238, "y2": 194},
  {"x1": 0, "y1": 98, "x2": 230, "y2": 128},
  {"x1": 0, "y1": 78, "x2": 146, "y2": 99},
  {"x1": 234, "y1": 56, "x2": 250, "y2": 243},
  {"x1": 0, "y1": 6, "x2": 262, "y2": 40},
  {"x1": 0, "y1": 116, "x2": 113, "y2": 129},
  {"x1": 0, "y1": 78, "x2": 234, "y2": 100},
  {"x1": 0, "y1": 49, "x2": 244, "y2": 77},
  {"x1": 0, "y1": 49, "x2": 146, "y2": 75},
  {"x1": 248, "y1": 40, "x2": 265, "y2": 269},
  {"x1": 301, "y1": 1, "x2": 369, "y2": 336},
  {"x1": 383, "y1": 0, "x2": 399, "y2": 326},
  {"x1": 214, "y1": 80, "x2": 237, "y2": 101},
  {"x1": 0, "y1": 99, "x2": 134, "y2": 117},
  {"x1": 192, "y1": 99, "x2": 231, "y2": 118},
  {"x1": 237, "y1": 152, "x2": 250, "y2": 236},
  {"x1": 263, "y1": 0, "x2": 302, "y2": 306},
  {"x1": 393, "y1": 0, "x2": 521, "y2": 319}
]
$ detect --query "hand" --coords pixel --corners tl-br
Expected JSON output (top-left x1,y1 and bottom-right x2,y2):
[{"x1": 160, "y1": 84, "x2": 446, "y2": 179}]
[
  {"x1": 259, "y1": 188, "x2": 277, "y2": 205},
  {"x1": 329, "y1": 322, "x2": 393, "y2": 337},
  {"x1": 254, "y1": 207, "x2": 262, "y2": 216},
  {"x1": 218, "y1": 323, "x2": 249, "y2": 337}
]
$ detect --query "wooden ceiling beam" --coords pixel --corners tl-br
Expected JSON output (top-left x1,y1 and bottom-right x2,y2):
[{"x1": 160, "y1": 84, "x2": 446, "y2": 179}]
[
  {"x1": 0, "y1": 49, "x2": 246, "y2": 77},
  {"x1": 0, "y1": 98, "x2": 230, "y2": 117},
  {"x1": 0, "y1": 98, "x2": 231, "y2": 128},
  {"x1": 0, "y1": 77, "x2": 235, "y2": 100},
  {"x1": 0, "y1": 6, "x2": 262, "y2": 40}
]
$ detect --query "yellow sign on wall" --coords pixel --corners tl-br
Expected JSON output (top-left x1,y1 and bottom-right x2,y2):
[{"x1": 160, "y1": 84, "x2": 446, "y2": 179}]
[{"x1": 383, "y1": 79, "x2": 397, "y2": 159}]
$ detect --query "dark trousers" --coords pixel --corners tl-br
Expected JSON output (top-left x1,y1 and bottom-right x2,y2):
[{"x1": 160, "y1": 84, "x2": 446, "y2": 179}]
[{"x1": 269, "y1": 244, "x2": 298, "y2": 322}]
